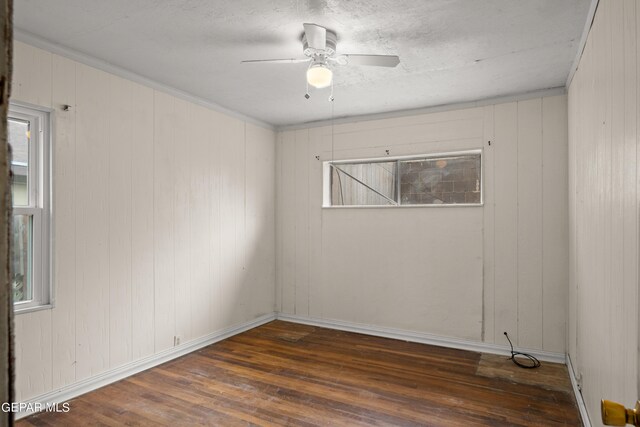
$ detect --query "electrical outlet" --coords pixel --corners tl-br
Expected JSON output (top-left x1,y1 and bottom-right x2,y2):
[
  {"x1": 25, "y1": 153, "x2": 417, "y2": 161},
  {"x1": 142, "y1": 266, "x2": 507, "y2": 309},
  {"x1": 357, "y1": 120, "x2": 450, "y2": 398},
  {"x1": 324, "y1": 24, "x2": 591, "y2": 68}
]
[
  {"x1": 173, "y1": 336, "x2": 181, "y2": 346},
  {"x1": 577, "y1": 372, "x2": 583, "y2": 391},
  {"x1": 176, "y1": 336, "x2": 180, "y2": 345}
]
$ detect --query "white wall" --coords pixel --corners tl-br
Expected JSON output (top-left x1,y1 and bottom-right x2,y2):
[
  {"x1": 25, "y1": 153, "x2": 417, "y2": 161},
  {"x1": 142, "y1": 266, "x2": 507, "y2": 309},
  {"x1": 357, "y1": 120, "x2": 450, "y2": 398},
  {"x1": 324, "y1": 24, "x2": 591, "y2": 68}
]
[
  {"x1": 277, "y1": 95, "x2": 568, "y2": 352},
  {"x1": 568, "y1": 0, "x2": 639, "y2": 424},
  {"x1": 11, "y1": 41, "x2": 276, "y2": 402}
]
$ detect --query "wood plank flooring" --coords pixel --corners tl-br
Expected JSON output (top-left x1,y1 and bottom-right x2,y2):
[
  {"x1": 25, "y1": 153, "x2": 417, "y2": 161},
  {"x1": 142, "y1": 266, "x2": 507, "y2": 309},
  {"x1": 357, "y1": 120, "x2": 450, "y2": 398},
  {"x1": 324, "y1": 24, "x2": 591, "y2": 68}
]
[{"x1": 18, "y1": 320, "x2": 580, "y2": 426}]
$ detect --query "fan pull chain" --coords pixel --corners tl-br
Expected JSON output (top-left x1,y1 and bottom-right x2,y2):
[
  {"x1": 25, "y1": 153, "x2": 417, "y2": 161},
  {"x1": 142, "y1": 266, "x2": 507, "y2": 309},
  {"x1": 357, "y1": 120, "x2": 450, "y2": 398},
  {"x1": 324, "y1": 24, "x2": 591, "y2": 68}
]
[
  {"x1": 304, "y1": 61, "x2": 312, "y2": 99},
  {"x1": 329, "y1": 78, "x2": 334, "y2": 102}
]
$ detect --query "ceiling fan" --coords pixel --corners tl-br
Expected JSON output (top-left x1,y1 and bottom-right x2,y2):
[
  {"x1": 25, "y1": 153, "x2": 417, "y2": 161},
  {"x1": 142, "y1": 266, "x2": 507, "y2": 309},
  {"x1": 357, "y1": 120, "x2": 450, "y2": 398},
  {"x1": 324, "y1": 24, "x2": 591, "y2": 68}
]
[{"x1": 242, "y1": 23, "x2": 400, "y2": 100}]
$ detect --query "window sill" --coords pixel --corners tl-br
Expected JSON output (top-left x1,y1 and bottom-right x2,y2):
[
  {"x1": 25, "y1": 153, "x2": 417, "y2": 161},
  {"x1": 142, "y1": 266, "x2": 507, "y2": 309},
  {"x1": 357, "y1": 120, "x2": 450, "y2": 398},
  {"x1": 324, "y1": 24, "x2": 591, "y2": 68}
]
[
  {"x1": 322, "y1": 203, "x2": 484, "y2": 209},
  {"x1": 14, "y1": 303, "x2": 53, "y2": 315}
]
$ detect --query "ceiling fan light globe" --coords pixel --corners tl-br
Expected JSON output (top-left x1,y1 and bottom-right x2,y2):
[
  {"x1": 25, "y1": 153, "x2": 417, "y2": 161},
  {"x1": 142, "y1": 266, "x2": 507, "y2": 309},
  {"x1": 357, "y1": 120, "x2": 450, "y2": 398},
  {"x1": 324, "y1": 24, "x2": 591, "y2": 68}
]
[{"x1": 307, "y1": 64, "x2": 332, "y2": 88}]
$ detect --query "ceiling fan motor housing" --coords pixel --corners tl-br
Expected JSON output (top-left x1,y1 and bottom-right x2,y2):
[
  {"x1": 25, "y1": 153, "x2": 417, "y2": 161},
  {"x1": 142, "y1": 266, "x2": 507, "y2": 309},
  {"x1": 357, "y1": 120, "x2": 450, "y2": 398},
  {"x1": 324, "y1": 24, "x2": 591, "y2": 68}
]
[{"x1": 302, "y1": 29, "x2": 337, "y2": 57}]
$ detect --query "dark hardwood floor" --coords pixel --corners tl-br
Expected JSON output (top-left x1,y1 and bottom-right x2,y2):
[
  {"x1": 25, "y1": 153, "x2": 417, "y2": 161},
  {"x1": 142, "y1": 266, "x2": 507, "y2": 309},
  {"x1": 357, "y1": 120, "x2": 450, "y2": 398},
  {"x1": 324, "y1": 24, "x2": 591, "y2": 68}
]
[{"x1": 18, "y1": 320, "x2": 580, "y2": 426}]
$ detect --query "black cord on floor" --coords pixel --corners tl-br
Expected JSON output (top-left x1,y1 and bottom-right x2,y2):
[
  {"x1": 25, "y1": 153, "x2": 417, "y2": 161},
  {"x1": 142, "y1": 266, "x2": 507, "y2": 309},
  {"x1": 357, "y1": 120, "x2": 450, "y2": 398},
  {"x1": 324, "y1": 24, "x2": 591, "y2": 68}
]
[{"x1": 503, "y1": 332, "x2": 541, "y2": 369}]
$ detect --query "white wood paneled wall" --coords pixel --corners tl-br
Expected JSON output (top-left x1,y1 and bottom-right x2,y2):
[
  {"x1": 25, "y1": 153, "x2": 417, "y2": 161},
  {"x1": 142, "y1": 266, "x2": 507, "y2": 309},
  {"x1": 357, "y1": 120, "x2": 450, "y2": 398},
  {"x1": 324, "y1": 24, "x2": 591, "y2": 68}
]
[
  {"x1": 276, "y1": 95, "x2": 568, "y2": 351},
  {"x1": 11, "y1": 41, "x2": 276, "y2": 402},
  {"x1": 568, "y1": 0, "x2": 639, "y2": 424}
]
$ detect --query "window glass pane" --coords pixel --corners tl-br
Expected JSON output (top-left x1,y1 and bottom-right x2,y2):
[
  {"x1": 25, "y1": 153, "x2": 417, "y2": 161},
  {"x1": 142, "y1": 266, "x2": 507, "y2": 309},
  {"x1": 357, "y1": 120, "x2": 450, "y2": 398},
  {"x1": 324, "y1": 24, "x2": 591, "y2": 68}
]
[
  {"x1": 12, "y1": 214, "x2": 32, "y2": 303},
  {"x1": 8, "y1": 118, "x2": 30, "y2": 206},
  {"x1": 331, "y1": 161, "x2": 397, "y2": 206},
  {"x1": 399, "y1": 154, "x2": 481, "y2": 205}
]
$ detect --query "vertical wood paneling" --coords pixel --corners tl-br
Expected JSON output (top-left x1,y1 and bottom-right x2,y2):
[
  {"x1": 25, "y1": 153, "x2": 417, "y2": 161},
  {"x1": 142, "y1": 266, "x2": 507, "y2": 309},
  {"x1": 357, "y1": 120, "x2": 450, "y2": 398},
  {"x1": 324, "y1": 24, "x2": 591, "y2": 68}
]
[
  {"x1": 238, "y1": 121, "x2": 248, "y2": 323},
  {"x1": 542, "y1": 96, "x2": 568, "y2": 353},
  {"x1": 517, "y1": 98, "x2": 543, "y2": 350},
  {"x1": 294, "y1": 129, "x2": 309, "y2": 316},
  {"x1": 307, "y1": 127, "x2": 325, "y2": 319},
  {"x1": 189, "y1": 103, "x2": 211, "y2": 339},
  {"x1": 599, "y1": 3, "x2": 613, "y2": 404},
  {"x1": 173, "y1": 98, "x2": 192, "y2": 343},
  {"x1": 275, "y1": 133, "x2": 283, "y2": 314},
  {"x1": 320, "y1": 207, "x2": 364, "y2": 325},
  {"x1": 575, "y1": 25, "x2": 595, "y2": 381},
  {"x1": 218, "y1": 115, "x2": 234, "y2": 324},
  {"x1": 235, "y1": 120, "x2": 247, "y2": 324},
  {"x1": 280, "y1": 131, "x2": 296, "y2": 314},
  {"x1": 75, "y1": 64, "x2": 110, "y2": 380},
  {"x1": 576, "y1": 15, "x2": 594, "y2": 402},
  {"x1": 576, "y1": 27, "x2": 594, "y2": 404},
  {"x1": 636, "y1": 0, "x2": 640, "y2": 400},
  {"x1": 493, "y1": 102, "x2": 519, "y2": 344},
  {"x1": 567, "y1": 84, "x2": 577, "y2": 365},
  {"x1": 218, "y1": 116, "x2": 244, "y2": 323},
  {"x1": 12, "y1": 42, "x2": 277, "y2": 403},
  {"x1": 108, "y1": 75, "x2": 133, "y2": 369},
  {"x1": 14, "y1": 315, "x2": 23, "y2": 402},
  {"x1": 482, "y1": 105, "x2": 495, "y2": 344},
  {"x1": 208, "y1": 110, "x2": 223, "y2": 332},
  {"x1": 14, "y1": 310, "x2": 52, "y2": 401},
  {"x1": 245, "y1": 123, "x2": 276, "y2": 316},
  {"x1": 153, "y1": 91, "x2": 176, "y2": 352},
  {"x1": 609, "y1": 0, "x2": 626, "y2": 405},
  {"x1": 11, "y1": 41, "x2": 52, "y2": 108},
  {"x1": 51, "y1": 54, "x2": 77, "y2": 389},
  {"x1": 245, "y1": 124, "x2": 260, "y2": 313},
  {"x1": 568, "y1": 0, "x2": 640, "y2": 421},
  {"x1": 130, "y1": 83, "x2": 155, "y2": 360},
  {"x1": 631, "y1": 0, "x2": 640, "y2": 401},
  {"x1": 277, "y1": 98, "x2": 568, "y2": 350}
]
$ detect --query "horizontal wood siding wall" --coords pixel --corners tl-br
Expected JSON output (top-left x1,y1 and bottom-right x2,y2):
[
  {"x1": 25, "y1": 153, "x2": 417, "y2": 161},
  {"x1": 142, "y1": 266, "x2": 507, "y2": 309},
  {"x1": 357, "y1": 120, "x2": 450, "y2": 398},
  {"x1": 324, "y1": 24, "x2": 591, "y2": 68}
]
[
  {"x1": 11, "y1": 41, "x2": 276, "y2": 402},
  {"x1": 276, "y1": 95, "x2": 568, "y2": 352}
]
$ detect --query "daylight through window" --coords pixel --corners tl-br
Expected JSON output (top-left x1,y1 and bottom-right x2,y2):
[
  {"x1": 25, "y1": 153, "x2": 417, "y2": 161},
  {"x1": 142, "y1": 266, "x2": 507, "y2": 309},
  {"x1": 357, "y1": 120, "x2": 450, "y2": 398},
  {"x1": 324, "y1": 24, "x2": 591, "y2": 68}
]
[
  {"x1": 8, "y1": 104, "x2": 51, "y2": 312},
  {"x1": 325, "y1": 151, "x2": 481, "y2": 207}
]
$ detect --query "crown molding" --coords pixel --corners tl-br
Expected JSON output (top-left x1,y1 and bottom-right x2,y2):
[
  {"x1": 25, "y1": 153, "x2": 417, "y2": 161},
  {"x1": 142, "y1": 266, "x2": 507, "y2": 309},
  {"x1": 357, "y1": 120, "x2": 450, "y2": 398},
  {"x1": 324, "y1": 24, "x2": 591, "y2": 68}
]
[
  {"x1": 565, "y1": 0, "x2": 600, "y2": 88},
  {"x1": 13, "y1": 28, "x2": 276, "y2": 131},
  {"x1": 276, "y1": 86, "x2": 566, "y2": 131}
]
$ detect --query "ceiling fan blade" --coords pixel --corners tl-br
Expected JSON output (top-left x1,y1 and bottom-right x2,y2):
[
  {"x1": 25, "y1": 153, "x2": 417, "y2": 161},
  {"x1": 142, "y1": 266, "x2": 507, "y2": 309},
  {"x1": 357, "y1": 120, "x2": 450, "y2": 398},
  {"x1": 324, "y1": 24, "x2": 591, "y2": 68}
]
[
  {"x1": 338, "y1": 54, "x2": 400, "y2": 67},
  {"x1": 241, "y1": 58, "x2": 311, "y2": 64},
  {"x1": 303, "y1": 23, "x2": 326, "y2": 50}
]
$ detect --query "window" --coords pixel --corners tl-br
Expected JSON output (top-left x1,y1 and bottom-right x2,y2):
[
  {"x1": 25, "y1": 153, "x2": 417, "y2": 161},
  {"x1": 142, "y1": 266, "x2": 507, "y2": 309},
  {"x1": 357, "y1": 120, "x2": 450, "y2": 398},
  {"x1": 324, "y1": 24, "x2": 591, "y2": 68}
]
[
  {"x1": 324, "y1": 150, "x2": 481, "y2": 207},
  {"x1": 8, "y1": 104, "x2": 51, "y2": 312}
]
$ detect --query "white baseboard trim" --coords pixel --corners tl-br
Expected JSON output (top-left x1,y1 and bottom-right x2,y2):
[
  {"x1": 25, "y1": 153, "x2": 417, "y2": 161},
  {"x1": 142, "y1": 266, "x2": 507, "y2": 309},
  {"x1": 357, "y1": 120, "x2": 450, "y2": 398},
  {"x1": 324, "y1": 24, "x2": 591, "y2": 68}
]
[
  {"x1": 276, "y1": 313, "x2": 566, "y2": 364},
  {"x1": 567, "y1": 354, "x2": 591, "y2": 427},
  {"x1": 16, "y1": 312, "x2": 277, "y2": 420}
]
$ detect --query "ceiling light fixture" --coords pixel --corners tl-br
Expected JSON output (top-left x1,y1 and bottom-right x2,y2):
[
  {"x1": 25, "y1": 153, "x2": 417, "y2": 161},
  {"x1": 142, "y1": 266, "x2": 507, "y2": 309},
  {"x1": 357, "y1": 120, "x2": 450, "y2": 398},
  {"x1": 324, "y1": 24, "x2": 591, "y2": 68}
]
[
  {"x1": 306, "y1": 63, "x2": 333, "y2": 88},
  {"x1": 243, "y1": 23, "x2": 400, "y2": 101}
]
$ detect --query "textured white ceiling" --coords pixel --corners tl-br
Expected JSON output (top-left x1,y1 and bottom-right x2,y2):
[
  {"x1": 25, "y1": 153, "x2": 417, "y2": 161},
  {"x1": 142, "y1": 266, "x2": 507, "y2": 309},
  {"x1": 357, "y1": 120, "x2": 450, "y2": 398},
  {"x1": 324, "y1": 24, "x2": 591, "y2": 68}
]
[{"x1": 14, "y1": 0, "x2": 590, "y2": 127}]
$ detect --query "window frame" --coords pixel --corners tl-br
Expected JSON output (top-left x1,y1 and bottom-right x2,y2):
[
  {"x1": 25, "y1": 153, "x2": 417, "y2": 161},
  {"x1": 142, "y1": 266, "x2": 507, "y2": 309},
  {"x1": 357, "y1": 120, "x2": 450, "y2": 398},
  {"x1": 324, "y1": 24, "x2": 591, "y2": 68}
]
[
  {"x1": 323, "y1": 149, "x2": 483, "y2": 208},
  {"x1": 9, "y1": 102, "x2": 53, "y2": 314}
]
